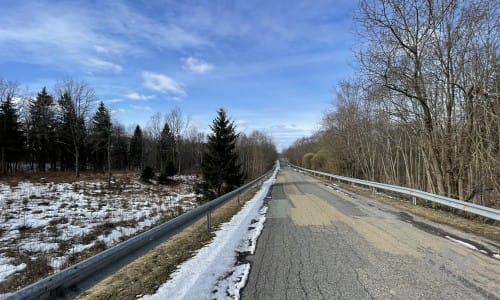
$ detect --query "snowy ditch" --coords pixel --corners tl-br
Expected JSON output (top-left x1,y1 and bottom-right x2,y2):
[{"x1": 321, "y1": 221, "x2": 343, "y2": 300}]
[
  {"x1": 140, "y1": 163, "x2": 279, "y2": 300},
  {"x1": 0, "y1": 174, "x2": 198, "y2": 292}
]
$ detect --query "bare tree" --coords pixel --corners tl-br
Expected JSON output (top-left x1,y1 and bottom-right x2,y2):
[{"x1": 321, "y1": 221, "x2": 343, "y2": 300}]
[{"x1": 165, "y1": 107, "x2": 190, "y2": 173}]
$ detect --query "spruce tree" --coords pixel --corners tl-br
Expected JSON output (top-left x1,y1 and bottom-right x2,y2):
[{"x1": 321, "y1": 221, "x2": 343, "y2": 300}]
[
  {"x1": 159, "y1": 123, "x2": 175, "y2": 171},
  {"x1": 28, "y1": 87, "x2": 56, "y2": 171},
  {"x1": 0, "y1": 96, "x2": 25, "y2": 174},
  {"x1": 90, "y1": 102, "x2": 111, "y2": 172},
  {"x1": 200, "y1": 108, "x2": 243, "y2": 200},
  {"x1": 129, "y1": 125, "x2": 143, "y2": 170}
]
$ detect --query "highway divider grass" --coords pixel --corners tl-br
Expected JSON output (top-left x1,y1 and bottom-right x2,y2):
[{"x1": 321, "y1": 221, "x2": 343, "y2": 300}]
[{"x1": 76, "y1": 177, "x2": 268, "y2": 300}]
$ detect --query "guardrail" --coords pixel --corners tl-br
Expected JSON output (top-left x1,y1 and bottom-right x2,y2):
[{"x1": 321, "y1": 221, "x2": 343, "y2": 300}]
[
  {"x1": 291, "y1": 165, "x2": 500, "y2": 222},
  {"x1": 8, "y1": 166, "x2": 276, "y2": 300}
]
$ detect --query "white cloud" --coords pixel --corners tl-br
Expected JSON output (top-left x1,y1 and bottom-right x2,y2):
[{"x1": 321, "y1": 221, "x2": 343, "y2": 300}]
[
  {"x1": 0, "y1": 2, "x2": 209, "y2": 74},
  {"x1": 110, "y1": 108, "x2": 126, "y2": 115},
  {"x1": 184, "y1": 57, "x2": 214, "y2": 74},
  {"x1": 105, "y1": 98, "x2": 124, "y2": 103},
  {"x1": 86, "y1": 58, "x2": 123, "y2": 73},
  {"x1": 129, "y1": 104, "x2": 153, "y2": 112},
  {"x1": 142, "y1": 71, "x2": 185, "y2": 96},
  {"x1": 125, "y1": 92, "x2": 154, "y2": 101}
]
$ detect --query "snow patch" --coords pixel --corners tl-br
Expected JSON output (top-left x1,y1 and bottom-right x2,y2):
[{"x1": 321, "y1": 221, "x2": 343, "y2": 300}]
[
  {"x1": 212, "y1": 264, "x2": 250, "y2": 299},
  {"x1": 0, "y1": 175, "x2": 199, "y2": 284},
  {"x1": 445, "y1": 236, "x2": 478, "y2": 251},
  {"x1": 0, "y1": 255, "x2": 26, "y2": 282},
  {"x1": 141, "y1": 163, "x2": 279, "y2": 300}
]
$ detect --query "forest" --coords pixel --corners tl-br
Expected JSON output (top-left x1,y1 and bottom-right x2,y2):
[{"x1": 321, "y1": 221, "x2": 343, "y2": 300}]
[
  {"x1": 284, "y1": 0, "x2": 499, "y2": 208},
  {"x1": 0, "y1": 78, "x2": 278, "y2": 181}
]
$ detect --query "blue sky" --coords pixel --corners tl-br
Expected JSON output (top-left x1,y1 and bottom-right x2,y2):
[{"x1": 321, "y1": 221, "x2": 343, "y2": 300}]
[{"x1": 0, "y1": 0, "x2": 358, "y2": 151}]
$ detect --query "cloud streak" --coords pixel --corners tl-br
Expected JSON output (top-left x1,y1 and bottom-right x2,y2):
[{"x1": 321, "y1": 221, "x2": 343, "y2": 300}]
[
  {"x1": 125, "y1": 92, "x2": 154, "y2": 101},
  {"x1": 142, "y1": 71, "x2": 185, "y2": 96}
]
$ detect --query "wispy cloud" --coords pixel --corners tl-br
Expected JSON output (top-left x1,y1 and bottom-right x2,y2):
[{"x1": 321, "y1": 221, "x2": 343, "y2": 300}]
[
  {"x1": 86, "y1": 58, "x2": 123, "y2": 73},
  {"x1": 184, "y1": 57, "x2": 214, "y2": 74},
  {"x1": 105, "y1": 98, "x2": 125, "y2": 103},
  {"x1": 0, "y1": 2, "x2": 209, "y2": 73},
  {"x1": 142, "y1": 71, "x2": 185, "y2": 96},
  {"x1": 125, "y1": 92, "x2": 154, "y2": 101},
  {"x1": 129, "y1": 104, "x2": 153, "y2": 112}
]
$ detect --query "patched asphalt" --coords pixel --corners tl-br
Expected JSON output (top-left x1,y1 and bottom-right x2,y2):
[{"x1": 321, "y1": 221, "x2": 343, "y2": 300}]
[{"x1": 241, "y1": 167, "x2": 500, "y2": 300}]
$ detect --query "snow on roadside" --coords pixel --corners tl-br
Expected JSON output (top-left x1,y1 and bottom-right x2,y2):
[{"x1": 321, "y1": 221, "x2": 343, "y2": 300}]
[
  {"x1": 141, "y1": 162, "x2": 280, "y2": 300},
  {"x1": 445, "y1": 236, "x2": 478, "y2": 251},
  {"x1": 445, "y1": 236, "x2": 500, "y2": 260},
  {"x1": 212, "y1": 205, "x2": 269, "y2": 299}
]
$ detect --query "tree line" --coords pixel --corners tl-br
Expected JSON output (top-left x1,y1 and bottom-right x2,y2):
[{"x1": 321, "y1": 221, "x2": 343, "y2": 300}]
[
  {"x1": 0, "y1": 78, "x2": 278, "y2": 182},
  {"x1": 284, "y1": 0, "x2": 499, "y2": 208}
]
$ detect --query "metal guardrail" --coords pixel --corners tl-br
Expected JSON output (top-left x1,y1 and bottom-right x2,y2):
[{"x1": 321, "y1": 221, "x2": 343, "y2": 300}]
[
  {"x1": 8, "y1": 166, "x2": 276, "y2": 300},
  {"x1": 292, "y1": 165, "x2": 500, "y2": 221}
]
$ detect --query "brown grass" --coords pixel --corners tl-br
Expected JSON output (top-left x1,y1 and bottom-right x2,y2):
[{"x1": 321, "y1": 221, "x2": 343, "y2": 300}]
[
  {"x1": 76, "y1": 181, "x2": 265, "y2": 300},
  {"x1": 333, "y1": 181, "x2": 500, "y2": 242}
]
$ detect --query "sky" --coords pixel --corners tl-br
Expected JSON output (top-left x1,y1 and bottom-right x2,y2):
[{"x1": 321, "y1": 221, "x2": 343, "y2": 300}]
[{"x1": 0, "y1": 0, "x2": 358, "y2": 151}]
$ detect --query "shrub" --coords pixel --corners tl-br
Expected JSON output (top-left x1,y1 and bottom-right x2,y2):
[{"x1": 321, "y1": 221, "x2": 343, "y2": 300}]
[
  {"x1": 164, "y1": 161, "x2": 177, "y2": 177},
  {"x1": 141, "y1": 166, "x2": 155, "y2": 182},
  {"x1": 158, "y1": 161, "x2": 177, "y2": 184}
]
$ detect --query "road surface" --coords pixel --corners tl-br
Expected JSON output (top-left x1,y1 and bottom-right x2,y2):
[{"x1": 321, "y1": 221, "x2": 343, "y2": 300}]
[{"x1": 241, "y1": 166, "x2": 500, "y2": 300}]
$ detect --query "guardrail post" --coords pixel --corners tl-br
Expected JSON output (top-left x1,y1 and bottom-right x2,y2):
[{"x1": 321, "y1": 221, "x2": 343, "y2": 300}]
[
  {"x1": 207, "y1": 211, "x2": 212, "y2": 230},
  {"x1": 237, "y1": 192, "x2": 240, "y2": 205},
  {"x1": 412, "y1": 196, "x2": 417, "y2": 205},
  {"x1": 372, "y1": 187, "x2": 376, "y2": 194}
]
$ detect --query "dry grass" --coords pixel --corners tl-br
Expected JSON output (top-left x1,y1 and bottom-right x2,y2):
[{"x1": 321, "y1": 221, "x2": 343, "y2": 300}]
[
  {"x1": 76, "y1": 181, "x2": 264, "y2": 300},
  {"x1": 0, "y1": 171, "x2": 126, "y2": 185},
  {"x1": 333, "y1": 181, "x2": 500, "y2": 242}
]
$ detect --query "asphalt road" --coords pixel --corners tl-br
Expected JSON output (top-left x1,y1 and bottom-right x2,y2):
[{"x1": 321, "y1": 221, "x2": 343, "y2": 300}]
[{"x1": 241, "y1": 166, "x2": 500, "y2": 300}]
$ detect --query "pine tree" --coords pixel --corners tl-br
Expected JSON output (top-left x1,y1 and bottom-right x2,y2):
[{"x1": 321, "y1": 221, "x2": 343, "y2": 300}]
[
  {"x1": 28, "y1": 87, "x2": 56, "y2": 171},
  {"x1": 200, "y1": 108, "x2": 243, "y2": 200},
  {"x1": 159, "y1": 123, "x2": 175, "y2": 171},
  {"x1": 129, "y1": 125, "x2": 143, "y2": 170},
  {"x1": 90, "y1": 102, "x2": 111, "y2": 172},
  {"x1": 0, "y1": 95, "x2": 25, "y2": 174}
]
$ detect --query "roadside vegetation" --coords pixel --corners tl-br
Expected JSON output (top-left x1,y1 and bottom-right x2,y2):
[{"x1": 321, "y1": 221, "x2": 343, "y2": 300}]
[
  {"x1": 0, "y1": 98, "x2": 278, "y2": 294},
  {"x1": 76, "y1": 179, "x2": 265, "y2": 300},
  {"x1": 0, "y1": 172, "x2": 198, "y2": 294},
  {"x1": 283, "y1": 0, "x2": 499, "y2": 211}
]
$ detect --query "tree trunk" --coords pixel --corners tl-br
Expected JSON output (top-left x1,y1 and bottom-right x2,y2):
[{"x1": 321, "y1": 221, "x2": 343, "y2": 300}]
[
  {"x1": 107, "y1": 131, "x2": 111, "y2": 187},
  {"x1": 1, "y1": 147, "x2": 5, "y2": 175},
  {"x1": 75, "y1": 144, "x2": 80, "y2": 178}
]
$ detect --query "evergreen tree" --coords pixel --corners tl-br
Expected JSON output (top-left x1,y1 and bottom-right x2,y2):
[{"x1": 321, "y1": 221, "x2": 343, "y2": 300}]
[
  {"x1": 90, "y1": 102, "x2": 111, "y2": 172},
  {"x1": 159, "y1": 122, "x2": 175, "y2": 171},
  {"x1": 129, "y1": 125, "x2": 143, "y2": 170},
  {"x1": 28, "y1": 87, "x2": 56, "y2": 171},
  {"x1": 57, "y1": 92, "x2": 87, "y2": 175},
  {"x1": 199, "y1": 108, "x2": 243, "y2": 200},
  {"x1": 110, "y1": 124, "x2": 129, "y2": 170},
  {"x1": 0, "y1": 95, "x2": 25, "y2": 174},
  {"x1": 55, "y1": 79, "x2": 95, "y2": 177}
]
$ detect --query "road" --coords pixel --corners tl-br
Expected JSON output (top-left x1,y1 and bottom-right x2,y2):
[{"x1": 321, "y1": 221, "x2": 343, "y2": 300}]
[{"x1": 241, "y1": 166, "x2": 500, "y2": 300}]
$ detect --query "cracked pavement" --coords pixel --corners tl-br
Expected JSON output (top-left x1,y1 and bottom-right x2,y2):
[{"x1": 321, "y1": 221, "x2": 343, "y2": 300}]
[{"x1": 241, "y1": 166, "x2": 500, "y2": 300}]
